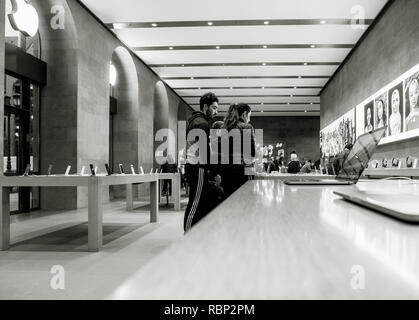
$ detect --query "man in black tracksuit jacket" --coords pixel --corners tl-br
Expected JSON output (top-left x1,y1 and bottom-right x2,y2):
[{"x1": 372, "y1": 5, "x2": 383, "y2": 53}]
[{"x1": 184, "y1": 92, "x2": 219, "y2": 232}]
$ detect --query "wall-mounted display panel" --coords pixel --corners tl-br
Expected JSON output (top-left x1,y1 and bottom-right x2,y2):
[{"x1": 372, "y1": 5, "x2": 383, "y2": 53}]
[{"x1": 355, "y1": 63, "x2": 419, "y2": 145}]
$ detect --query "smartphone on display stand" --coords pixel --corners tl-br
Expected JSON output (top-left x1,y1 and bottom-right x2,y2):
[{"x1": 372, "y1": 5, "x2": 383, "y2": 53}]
[
  {"x1": 105, "y1": 164, "x2": 112, "y2": 176},
  {"x1": 80, "y1": 166, "x2": 86, "y2": 176},
  {"x1": 119, "y1": 164, "x2": 125, "y2": 175},
  {"x1": 139, "y1": 166, "x2": 144, "y2": 174},
  {"x1": 65, "y1": 165, "x2": 71, "y2": 176},
  {"x1": 23, "y1": 164, "x2": 31, "y2": 176},
  {"x1": 150, "y1": 168, "x2": 153, "y2": 174},
  {"x1": 47, "y1": 164, "x2": 53, "y2": 176},
  {"x1": 89, "y1": 164, "x2": 95, "y2": 176},
  {"x1": 95, "y1": 166, "x2": 98, "y2": 175},
  {"x1": 130, "y1": 165, "x2": 136, "y2": 175}
]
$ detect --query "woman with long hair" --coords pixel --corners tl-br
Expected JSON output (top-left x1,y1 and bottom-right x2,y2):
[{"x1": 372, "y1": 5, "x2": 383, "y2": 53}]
[{"x1": 220, "y1": 103, "x2": 256, "y2": 198}]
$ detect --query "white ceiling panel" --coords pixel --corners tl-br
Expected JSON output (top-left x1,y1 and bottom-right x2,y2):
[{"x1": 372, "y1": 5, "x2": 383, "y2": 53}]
[
  {"x1": 184, "y1": 96, "x2": 320, "y2": 104},
  {"x1": 165, "y1": 78, "x2": 329, "y2": 88},
  {"x1": 115, "y1": 25, "x2": 364, "y2": 47},
  {"x1": 153, "y1": 65, "x2": 338, "y2": 78},
  {"x1": 177, "y1": 88, "x2": 321, "y2": 96},
  {"x1": 81, "y1": 0, "x2": 387, "y2": 22},
  {"x1": 136, "y1": 49, "x2": 352, "y2": 65}
]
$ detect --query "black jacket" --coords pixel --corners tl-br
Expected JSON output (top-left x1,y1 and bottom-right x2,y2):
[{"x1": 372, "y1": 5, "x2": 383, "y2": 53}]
[
  {"x1": 186, "y1": 111, "x2": 214, "y2": 165},
  {"x1": 287, "y1": 161, "x2": 301, "y2": 174},
  {"x1": 221, "y1": 120, "x2": 256, "y2": 167}
]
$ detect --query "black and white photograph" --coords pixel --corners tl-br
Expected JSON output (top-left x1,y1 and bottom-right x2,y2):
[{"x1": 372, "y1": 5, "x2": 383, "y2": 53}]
[
  {"x1": 2, "y1": 0, "x2": 419, "y2": 311},
  {"x1": 405, "y1": 71, "x2": 419, "y2": 131},
  {"x1": 364, "y1": 101, "x2": 374, "y2": 133},
  {"x1": 389, "y1": 82, "x2": 404, "y2": 136},
  {"x1": 374, "y1": 92, "x2": 388, "y2": 136}
]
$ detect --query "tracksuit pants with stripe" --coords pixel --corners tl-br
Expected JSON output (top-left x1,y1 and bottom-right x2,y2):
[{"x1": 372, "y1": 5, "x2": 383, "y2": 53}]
[{"x1": 184, "y1": 164, "x2": 217, "y2": 232}]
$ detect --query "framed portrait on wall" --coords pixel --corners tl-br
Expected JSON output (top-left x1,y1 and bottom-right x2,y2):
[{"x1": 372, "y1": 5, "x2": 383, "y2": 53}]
[
  {"x1": 388, "y1": 82, "x2": 404, "y2": 136},
  {"x1": 374, "y1": 92, "x2": 388, "y2": 136},
  {"x1": 405, "y1": 71, "x2": 419, "y2": 132},
  {"x1": 364, "y1": 101, "x2": 374, "y2": 133}
]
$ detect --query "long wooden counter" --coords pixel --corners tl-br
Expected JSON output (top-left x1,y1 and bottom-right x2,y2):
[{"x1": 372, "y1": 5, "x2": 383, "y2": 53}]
[{"x1": 109, "y1": 179, "x2": 419, "y2": 299}]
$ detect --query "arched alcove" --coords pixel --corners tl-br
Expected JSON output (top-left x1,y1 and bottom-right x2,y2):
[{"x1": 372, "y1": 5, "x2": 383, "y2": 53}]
[
  {"x1": 109, "y1": 46, "x2": 140, "y2": 198},
  {"x1": 153, "y1": 81, "x2": 171, "y2": 166}
]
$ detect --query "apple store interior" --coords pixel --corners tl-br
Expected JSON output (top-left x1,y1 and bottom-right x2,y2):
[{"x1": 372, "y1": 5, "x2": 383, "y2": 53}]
[{"x1": 1, "y1": 0, "x2": 419, "y2": 300}]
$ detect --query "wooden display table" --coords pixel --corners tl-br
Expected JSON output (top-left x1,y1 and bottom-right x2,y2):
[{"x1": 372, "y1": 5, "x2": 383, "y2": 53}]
[
  {"x1": 0, "y1": 174, "x2": 159, "y2": 252},
  {"x1": 255, "y1": 173, "x2": 336, "y2": 180},
  {"x1": 363, "y1": 168, "x2": 419, "y2": 179}
]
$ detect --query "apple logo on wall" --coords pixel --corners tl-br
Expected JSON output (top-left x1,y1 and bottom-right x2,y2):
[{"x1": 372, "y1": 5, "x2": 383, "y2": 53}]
[{"x1": 8, "y1": 0, "x2": 39, "y2": 37}]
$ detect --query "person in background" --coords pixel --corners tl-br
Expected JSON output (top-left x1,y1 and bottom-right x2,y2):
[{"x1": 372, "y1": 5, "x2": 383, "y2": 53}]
[
  {"x1": 221, "y1": 103, "x2": 255, "y2": 198},
  {"x1": 287, "y1": 153, "x2": 301, "y2": 174},
  {"x1": 184, "y1": 92, "x2": 219, "y2": 232},
  {"x1": 314, "y1": 159, "x2": 321, "y2": 170},
  {"x1": 301, "y1": 160, "x2": 313, "y2": 174},
  {"x1": 332, "y1": 143, "x2": 353, "y2": 174},
  {"x1": 274, "y1": 156, "x2": 284, "y2": 171},
  {"x1": 160, "y1": 155, "x2": 178, "y2": 196}
]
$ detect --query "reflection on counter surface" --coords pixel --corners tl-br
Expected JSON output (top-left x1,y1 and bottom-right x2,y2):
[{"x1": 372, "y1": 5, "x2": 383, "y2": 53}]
[{"x1": 321, "y1": 181, "x2": 419, "y2": 290}]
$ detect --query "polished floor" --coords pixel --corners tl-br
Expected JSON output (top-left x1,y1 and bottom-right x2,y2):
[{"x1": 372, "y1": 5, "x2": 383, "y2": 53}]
[{"x1": 0, "y1": 197, "x2": 187, "y2": 299}]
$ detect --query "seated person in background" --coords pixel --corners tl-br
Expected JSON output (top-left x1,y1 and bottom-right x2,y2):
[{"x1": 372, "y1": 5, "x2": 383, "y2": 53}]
[
  {"x1": 332, "y1": 143, "x2": 353, "y2": 174},
  {"x1": 274, "y1": 156, "x2": 284, "y2": 169},
  {"x1": 267, "y1": 157, "x2": 276, "y2": 173},
  {"x1": 314, "y1": 159, "x2": 321, "y2": 170},
  {"x1": 301, "y1": 160, "x2": 313, "y2": 174},
  {"x1": 161, "y1": 155, "x2": 178, "y2": 196},
  {"x1": 287, "y1": 153, "x2": 301, "y2": 174}
]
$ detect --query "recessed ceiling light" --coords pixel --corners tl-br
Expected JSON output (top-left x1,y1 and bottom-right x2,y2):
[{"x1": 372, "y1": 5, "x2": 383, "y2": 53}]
[
  {"x1": 298, "y1": 76, "x2": 302, "y2": 78},
  {"x1": 230, "y1": 87, "x2": 233, "y2": 89},
  {"x1": 305, "y1": 110, "x2": 308, "y2": 112},
  {"x1": 191, "y1": 77, "x2": 194, "y2": 79},
  {"x1": 261, "y1": 87, "x2": 265, "y2": 89},
  {"x1": 310, "y1": 102, "x2": 313, "y2": 104},
  {"x1": 310, "y1": 45, "x2": 316, "y2": 48},
  {"x1": 294, "y1": 86, "x2": 297, "y2": 89},
  {"x1": 290, "y1": 94, "x2": 293, "y2": 97},
  {"x1": 261, "y1": 110, "x2": 264, "y2": 113},
  {"x1": 169, "y1": 47, "x2": 174, "y2": 50},
  {"x1": 208, "y1": 22, "x2": 213, "y2": 26},
  {"x1": 198, "y1": 87, "x2": 201, "y2": 90},
  {"x1": 263, "y1": 45, "x2": 268, "y2": 49},
  {"x1": 320, "y1": 20, "x2": 326, "y2": 24},
  {"x1": 303, "y1": 62, "x2": 308, "y2": 66},
  {"x1": 151, "y1": 23, "x2": 158, "y2": 27},
  {"x1": 262, "y1": 63, "x2": 267, "y2": 66},
  {"x1": 216, "y1": 46, "x2": 220, "y2": 49},
  {"x1": 264, "y1": 21, "x2": 270, "y2": 25}
]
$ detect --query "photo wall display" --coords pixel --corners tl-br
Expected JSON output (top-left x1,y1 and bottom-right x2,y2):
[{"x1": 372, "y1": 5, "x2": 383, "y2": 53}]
[
  {"x1": 355, "y1": 63, "x2": 419, "y2": 144},
  {"x1": 320, "y1": 109, "x2": 356, "y2": 158}
]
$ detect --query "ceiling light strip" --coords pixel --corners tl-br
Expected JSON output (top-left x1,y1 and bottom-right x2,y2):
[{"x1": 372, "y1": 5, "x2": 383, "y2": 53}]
[
  {"x1": 134, "y1": 44, "x2": 353, "y2": 51},
  {"x1": 163, "y1": 76, "x2": 330, "y2": 80},
  {"x1": 108, "y1": 19, "x2": 373, "y2": 29},
  {"x1": 150, "y1": 62, "x2": 340, "y2": 67}
]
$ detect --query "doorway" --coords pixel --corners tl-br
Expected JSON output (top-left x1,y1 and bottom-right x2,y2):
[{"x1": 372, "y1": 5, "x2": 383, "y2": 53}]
[{"x1": 3, "y1": 75, "x2": 40, "y2": 213}]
